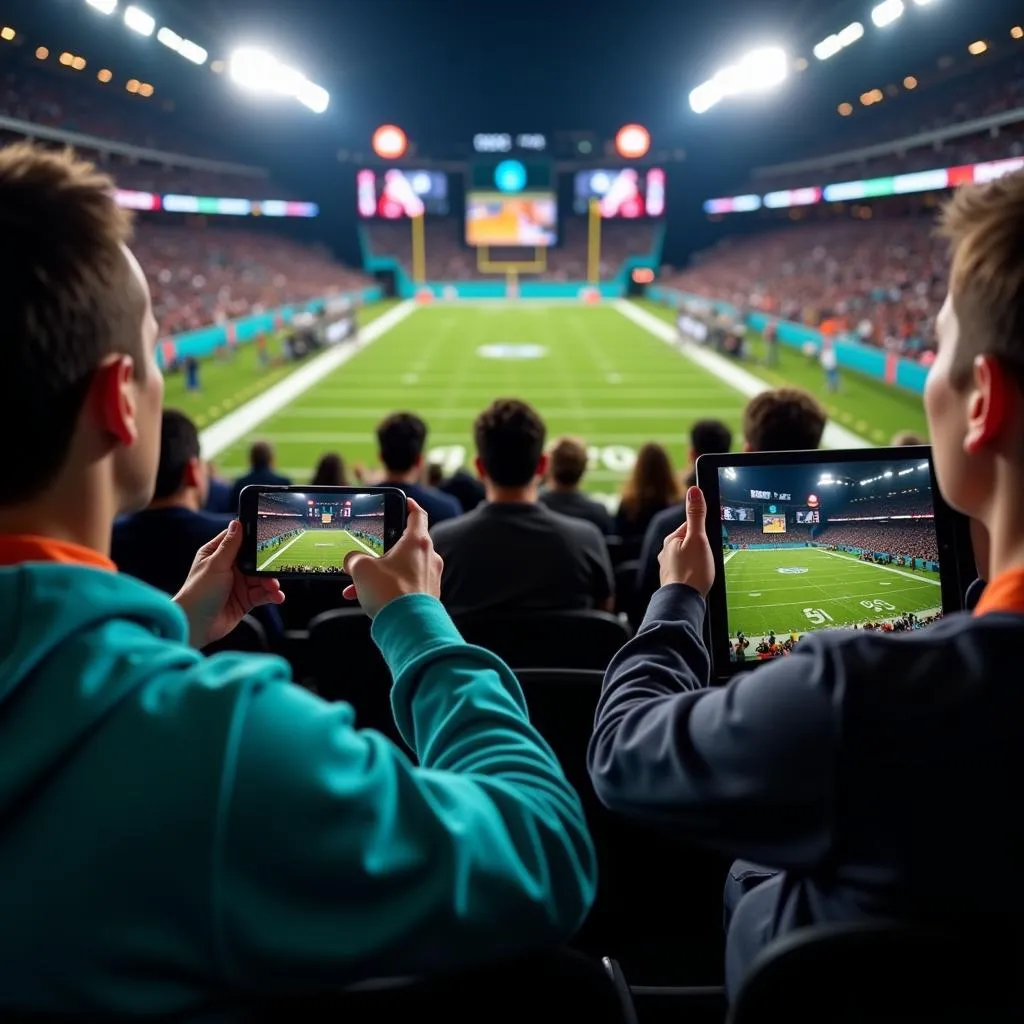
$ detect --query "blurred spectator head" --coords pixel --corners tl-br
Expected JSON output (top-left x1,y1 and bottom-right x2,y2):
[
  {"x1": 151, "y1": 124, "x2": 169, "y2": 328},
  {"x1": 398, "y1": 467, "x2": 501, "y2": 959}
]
[
  {"x1": 928, "y1": 173, "x2": 1024, "y2": 521},
  {"x1": 891, "y1": 431, "x2": 927, "y2": 446},
  {"x1": 153, "y1": 410, "x2": 206, "y2": 507},
  {"x1": 250, "y1": 441, "x2": 275, "y2": 472},
  {"x1": 0, "y1": 142, "x2": 161, "y2": 511},
  {"x1": 621, "y1": 442, "x2": 681, "y2": 516},
  {"x1": 690, "y1": 419, "x2": 733, "y2": 463},
  {"x1": 548, "y1": 436, "x2": 589, "y2": 489},
  {"x1": 474, "y1": 399, "x2": 547, "y2": 489},
  {"x1": 311, "y1": 452, "x2": 347, "y2": 486},
  {"x1": 377, "y1": 412, "x2": 428, "y2": 475},
  {"x1": 426, "y1": 463, "x2": 444, "y2": 488},
  {"x1": 743, "y1": 388, "x2": 827, "y2": 452}
]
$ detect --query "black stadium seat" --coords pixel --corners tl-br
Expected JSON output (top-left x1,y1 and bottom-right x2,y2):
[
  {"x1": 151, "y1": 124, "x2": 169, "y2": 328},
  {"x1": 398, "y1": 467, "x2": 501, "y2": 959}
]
[
  {"x1": 613, "y1": 559, "x2": 641, "y2": 626},
  {"x1": 728, "y1": 921, "x2": 1022, "y2": 1024},
  {"x1": 202, "y1": 615, "x2": 268, "y2": 656},
  {"x1": 455, "y1": 610, "x2": 631, "y2": 670}
]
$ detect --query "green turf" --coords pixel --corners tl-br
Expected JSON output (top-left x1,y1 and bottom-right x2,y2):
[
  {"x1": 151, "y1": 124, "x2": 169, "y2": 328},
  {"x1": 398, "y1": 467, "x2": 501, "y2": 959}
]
[
  {"x1": 191, "y1": 300, "x2": 930, "y2": 504},
  {"x1": 257, "y1": 528, "x2": 382, "y2": 573},
  {"x1": 637, "y1": 299, "x2": 930, "y2": 444},
  {"x1": 722, "y1": 545, "x2": 942, "y2": 642},
  {"x1": 163, "y1": 300, "x2": 400, "y2": 431}
]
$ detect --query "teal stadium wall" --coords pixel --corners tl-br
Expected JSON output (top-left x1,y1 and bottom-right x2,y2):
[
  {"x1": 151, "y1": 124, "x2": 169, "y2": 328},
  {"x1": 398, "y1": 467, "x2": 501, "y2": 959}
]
[
  {"x1": 647, "y1": 286, "x2": 931, "y2": 397},
  {"x1": 357, "y1": 224, "x2": 665, "y2": 301},
  {"x1": 158, "y1": 286, "x2": 383, "y2": 368}
]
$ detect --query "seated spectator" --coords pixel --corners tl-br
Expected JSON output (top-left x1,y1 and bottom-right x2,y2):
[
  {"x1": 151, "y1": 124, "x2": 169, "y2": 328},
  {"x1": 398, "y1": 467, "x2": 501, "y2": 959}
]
[
  {"x1": 311, "y1": 452, "x2": 348, "y2": 486},
  {"x1": 371, "y1": 412, "x2": 462, "y2": 525},
  {"x1": 636, "y1": 390, "x2": 827, "y2": 606},
  {"x1": 539, "y1": 436, "x2": 612, "y2": 534},
  {"x1": 892, "y1": 430, "x2": 927, "y2": 446},
  {"x1": 683, "y1": 418, "x2": 734, "y2": 489},
  {"x1": 432, "y1": 400, "x2": 614, "y2": 616},
  {"x1": 588, "y1": 172, "x2": 1024, "y2": 1000},
  {"x1": 112, "y1": 410, "x2": 229, "y2": 594},
  {"x1": 204, "y1": 460, "x2": 232, "y2": 514},
  {"x1": 0, "y1": 144, "x2": 595, "y2": 1016},
  {"x1": 439, "y1": 466, "x2": 486, "y2": 512},
  {"x1": 614, "y1": 443, "x2": 681, "y2": 541},
  {"x1": 228, "y1": 440, "x2": 291, "y2": 512}
]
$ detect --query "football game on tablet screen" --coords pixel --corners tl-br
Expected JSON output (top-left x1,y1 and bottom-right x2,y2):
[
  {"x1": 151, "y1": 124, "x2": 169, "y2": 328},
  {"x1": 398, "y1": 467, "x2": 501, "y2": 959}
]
[
  {"x1": 255, "y1": 491, "x2": 385, "y2": 574},
  {"x1": 718, "y1": 456, "x2": 943, "y2": 663}
]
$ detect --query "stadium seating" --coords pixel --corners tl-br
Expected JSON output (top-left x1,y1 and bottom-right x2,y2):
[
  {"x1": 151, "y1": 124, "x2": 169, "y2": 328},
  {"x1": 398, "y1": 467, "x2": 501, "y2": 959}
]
[
  {"x1": 727, "y1": 922, "x2": 1021, "y2": 1024},
  {"x1": 453, "y1": 611, "x2": 631, "y2": 671},
  {"x1": 201, "y1": 614, "x2": 269, "y2": 656}
]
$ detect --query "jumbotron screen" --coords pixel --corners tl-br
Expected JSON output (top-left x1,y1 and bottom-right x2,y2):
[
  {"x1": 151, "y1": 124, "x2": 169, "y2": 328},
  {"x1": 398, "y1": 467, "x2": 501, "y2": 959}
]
[
  {"x1": 356, "y1": 168, "x2": 449, "y2": 218},
  {"x1": 465, "y1": 192, "x2": 558, "y2": 246},
  {"x1": 573, "y1": 168, "x2": 666, "y2": 217}
]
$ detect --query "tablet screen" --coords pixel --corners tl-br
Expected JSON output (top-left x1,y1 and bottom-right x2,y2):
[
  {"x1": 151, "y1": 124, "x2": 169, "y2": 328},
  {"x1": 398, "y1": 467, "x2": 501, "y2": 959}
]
[{"x1": 716, "y1": 454, "x2": 944, "y2": 664}]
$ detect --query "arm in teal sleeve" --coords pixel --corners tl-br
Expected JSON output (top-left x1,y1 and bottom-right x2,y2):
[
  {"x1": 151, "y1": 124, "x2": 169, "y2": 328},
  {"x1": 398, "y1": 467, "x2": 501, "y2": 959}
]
[{"x1": 216, "y1": 595, "x2": 596, "y2": 991}]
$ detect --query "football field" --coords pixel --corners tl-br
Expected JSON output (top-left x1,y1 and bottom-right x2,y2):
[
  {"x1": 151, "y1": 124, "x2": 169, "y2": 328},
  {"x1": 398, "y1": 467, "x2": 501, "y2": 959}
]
[
  {"x1": 199, "y1": 301, "x2": 927, "y2": 505},
  {"x1": 257, "y1": 529, "x2": 380, "y2": 573},
  {"x1": 722, "y1": 546, "x2": 942, "y2": 641}
]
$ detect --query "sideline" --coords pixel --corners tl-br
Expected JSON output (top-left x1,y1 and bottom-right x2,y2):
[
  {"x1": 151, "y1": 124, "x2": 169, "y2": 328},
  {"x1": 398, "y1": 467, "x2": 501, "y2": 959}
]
[
  {"x1": 613, "y1": 300, "x2": 872, "y2": 449},
  {"x1": 200, "y1": 300, "x2": 417, "y2": 459}
]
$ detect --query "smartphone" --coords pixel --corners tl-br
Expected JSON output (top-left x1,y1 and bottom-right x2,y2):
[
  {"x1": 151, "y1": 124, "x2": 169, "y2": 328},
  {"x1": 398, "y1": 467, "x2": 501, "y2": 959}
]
[{"x1": 237, "y1": 485, "x2": 408, "y2": 578}]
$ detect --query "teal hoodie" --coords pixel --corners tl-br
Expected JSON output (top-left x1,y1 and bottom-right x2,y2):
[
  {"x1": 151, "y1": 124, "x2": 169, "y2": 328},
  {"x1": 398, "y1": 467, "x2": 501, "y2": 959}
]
[{"x1": 0, "y1": 564, "x2": 596, "y2": 1017}]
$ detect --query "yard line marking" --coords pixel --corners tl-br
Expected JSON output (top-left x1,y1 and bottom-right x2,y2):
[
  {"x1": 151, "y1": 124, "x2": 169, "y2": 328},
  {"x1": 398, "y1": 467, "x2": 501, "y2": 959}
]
[
  {"x1": 271, "y1": 406, "x2": 743, "y2": 420},
  {"x1": 257, "y1": 531, "x2": 305, "y2": 572},
  {"x1": 723, "y1": 549, "x2": 740, "y2": 565},
  {"x1": 819, "y1": 548, "x2": 941, "y2": 585},
  {"x1": 613, "y1": 300, "x2": 872, "y2": 449},
  {"x1": 346, "y1": 531, "x2": 378, "y2": 556},
  {"x1": 199, "y1": 300, "x2": 417, "y2": 460}
]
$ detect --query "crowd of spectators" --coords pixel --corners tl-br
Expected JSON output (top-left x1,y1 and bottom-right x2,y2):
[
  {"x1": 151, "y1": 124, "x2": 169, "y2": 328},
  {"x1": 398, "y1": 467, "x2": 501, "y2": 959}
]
[
  {"x1": 135, "y1": 224, "x2": 371, "y2": 336},
  {"x1": 256, "y1": 516, "x2": 302, "y2": 551},
  {"x1": 662, "y1": 218, "x2": 947, "y2": 359},
  {"x1": 816, "y1": 520, "x2": 939, "y2": 562}
]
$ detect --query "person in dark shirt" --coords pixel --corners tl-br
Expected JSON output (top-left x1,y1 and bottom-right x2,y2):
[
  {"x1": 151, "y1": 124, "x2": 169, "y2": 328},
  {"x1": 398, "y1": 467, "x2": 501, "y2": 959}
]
[
  {"x1": 112, "y1": 410, "x2": 230, "y2": 595},
  {"x1": 589, "y1": 173, "x2": 1024, "y2": 999},
  {"x1": 637, "y1": 394, "x2": 824, "y2": 609},
  {"x1": 613, "y1": 442, "x2": 681, "y2": 541},
  {"x1": 228, "y1": 441, "x2": 291, "y2": 513},
  {"x1": 204, "y1": 461, "x2": 232, "y2": 514},
  {"x1": 539, "y1": 436, "x2": 612, "y2": 534},
  {"x1": 372, "y1": 412, "x2": 462, "y2": 526},
  {"x1": 439, "y1": 468, "x2": 486, "y2": 512},
  {"x1": 432, "y1": 400, "x2": 613, "y2": 616}
]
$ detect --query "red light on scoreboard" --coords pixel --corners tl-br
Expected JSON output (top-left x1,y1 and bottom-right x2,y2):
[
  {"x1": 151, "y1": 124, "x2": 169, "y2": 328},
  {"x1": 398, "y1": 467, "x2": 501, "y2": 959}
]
[
  {"x1": 807, "y1": 494, "x2": 820, "y2": 508},
  {"x1": 372, "y1": 124, "x2": 408, "y2": 160},
  {"x1": 615, "y1": 124, "x2": 650, "y2": 160}
]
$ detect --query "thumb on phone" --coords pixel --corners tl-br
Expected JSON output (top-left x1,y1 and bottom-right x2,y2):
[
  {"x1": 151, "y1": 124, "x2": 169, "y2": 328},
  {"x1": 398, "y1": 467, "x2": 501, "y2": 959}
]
[{"x1": 685, "y1": 486, "x2": 707, "y2": 535}]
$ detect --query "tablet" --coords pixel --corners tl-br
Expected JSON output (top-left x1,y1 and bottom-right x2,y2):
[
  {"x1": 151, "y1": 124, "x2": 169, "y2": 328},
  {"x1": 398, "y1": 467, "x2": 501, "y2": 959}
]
[{"x1": 695, "y1": 446, "x2": 976, "y2": 680}]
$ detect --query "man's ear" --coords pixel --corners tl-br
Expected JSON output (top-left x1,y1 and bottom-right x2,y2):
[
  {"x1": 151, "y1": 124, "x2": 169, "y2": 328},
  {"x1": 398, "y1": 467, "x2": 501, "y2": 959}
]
[
  {"x1": 964, "y1": 355, "x2": 1010, "y2": 455},
  {"x1": 474, "y1": 456, "x2": 488, "y2": 481},
  {"x1": 183, "y1": 456, "x2": 204, "y2": 490},
  {"x1": 535, "y1": 452, "x2": 550, "y2": 481},
  {"x1": 92, "y1": 356, "x2": 138, "y2": 448}
]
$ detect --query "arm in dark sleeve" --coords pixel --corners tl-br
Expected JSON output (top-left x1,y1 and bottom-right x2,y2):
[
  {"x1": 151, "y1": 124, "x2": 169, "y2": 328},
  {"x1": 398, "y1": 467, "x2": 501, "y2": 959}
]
[
  {"x1": 588, "y1": 584, "x2": 840, "y2": 868},
  {"x1": 581, "y1": 526, "x2": 614, "y2": 607}
]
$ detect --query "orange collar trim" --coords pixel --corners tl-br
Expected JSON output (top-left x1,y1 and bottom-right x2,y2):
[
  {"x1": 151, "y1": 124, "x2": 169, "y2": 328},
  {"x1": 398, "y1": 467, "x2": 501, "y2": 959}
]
[
  {"x1": 973, "y1": 567, "x2": 1024, "y2": 617},
  {"x1": 0, "y1": 535, "x2": 116, "y2": 572}
]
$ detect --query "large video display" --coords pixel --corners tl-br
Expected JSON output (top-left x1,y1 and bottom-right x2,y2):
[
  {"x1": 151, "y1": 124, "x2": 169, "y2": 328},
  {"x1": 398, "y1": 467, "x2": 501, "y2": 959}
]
[
  {"x1": 465, "y1": 192, "x2": 558, "y2": 247},
  {"x1": 356, "y1": 168, "x2": 449, "y2": 218},
  {"x1": 573, "y1": 167, "x2": 666, "y2": 217}
]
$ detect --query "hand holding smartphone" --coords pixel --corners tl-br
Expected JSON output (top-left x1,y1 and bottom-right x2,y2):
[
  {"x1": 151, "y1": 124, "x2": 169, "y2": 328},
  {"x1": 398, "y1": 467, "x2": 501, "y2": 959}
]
[{"x1": 236, "y1": 485, "x2": 408, "y2": 579}]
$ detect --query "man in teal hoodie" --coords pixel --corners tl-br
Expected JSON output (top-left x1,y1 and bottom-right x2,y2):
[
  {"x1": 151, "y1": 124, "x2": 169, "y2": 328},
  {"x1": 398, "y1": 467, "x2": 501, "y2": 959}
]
[{"x1": 0, "y1": 143, "x2": 596, "y2": 1016}]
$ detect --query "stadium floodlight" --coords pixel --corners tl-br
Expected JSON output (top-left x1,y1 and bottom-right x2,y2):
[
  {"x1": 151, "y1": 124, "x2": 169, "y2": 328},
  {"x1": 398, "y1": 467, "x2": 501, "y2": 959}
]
[
  {"x1": 871, "y1": 0, "x2": 905, "y2": 28},
  {"x1": 85, "y1": 0, "x2": 118, "y2": 14},
  {"x1": 124, "y1": 5, "x2": 155, "y2": 36},
  {"x1": 689, "y1": 78, "x2": 724, "y2": 114},
  {"x1": 813, "y1": 35, "x2": 843, "y2": 60},
  {"x1": 691, "y1": 45, "x2": 788, "y2": 112},
  {"x1": 157, "y1": 26, "x2": 208, "y2": 65},
  {"x1": 229, "y1": 47, "x2": 330, "y2": 114},
  {"x1": 837, "y1": 21, "x2": 865, "y2": 46}
]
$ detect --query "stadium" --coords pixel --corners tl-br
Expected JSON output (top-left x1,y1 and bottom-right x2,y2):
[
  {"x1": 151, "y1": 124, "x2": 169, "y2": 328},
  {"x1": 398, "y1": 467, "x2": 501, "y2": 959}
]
[{"x1": 2, "y1": 0, "x2": 1021, "y2": 1020}]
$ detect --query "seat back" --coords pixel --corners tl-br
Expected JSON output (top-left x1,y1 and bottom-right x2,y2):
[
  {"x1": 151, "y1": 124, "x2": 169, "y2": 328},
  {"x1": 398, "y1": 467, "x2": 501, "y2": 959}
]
[
  {"x1": 729, "y1": 921, "x2": 1021, "y2": 1024},
  {"x1": 613, "y1": 560, "x2": 641, "y2": 626},
  {"x1": 202, "y1": 615, "x2": 268, "y2": 656},
  {"x1": 455, "y1": 611, "x2": 631, "y2": 670}
]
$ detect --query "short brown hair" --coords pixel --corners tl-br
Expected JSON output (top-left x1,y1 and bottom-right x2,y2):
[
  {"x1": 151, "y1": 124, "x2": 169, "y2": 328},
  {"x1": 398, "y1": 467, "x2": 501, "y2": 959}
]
[
  {"x1": 548, "y1": 436, "x2": 589, "y2": 487},
  {"x1": 474, "y1": 399, "x2": 546, "y2": 488},
  {"x1": 0, "y1": 142, "x2": 141, "y2": 504},
  {"x1": 743, "y1": 388, "x2": 827, "y2": 452},
  {"x1": 938, "y1": 173, "x2": 1024, "y2": 390},
  {"x1": 891, "y1": 431, "x2": 927, "y2": 447}
]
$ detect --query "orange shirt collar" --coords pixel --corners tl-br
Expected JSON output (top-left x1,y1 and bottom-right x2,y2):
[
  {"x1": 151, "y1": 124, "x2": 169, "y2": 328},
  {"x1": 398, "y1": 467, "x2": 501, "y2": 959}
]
[
  {"x1": 0, "y1": 535, "x2": 115, "y2": 572},
  {"x1": 973, "y1": 567, "x2": 1024, "y2": 617}
]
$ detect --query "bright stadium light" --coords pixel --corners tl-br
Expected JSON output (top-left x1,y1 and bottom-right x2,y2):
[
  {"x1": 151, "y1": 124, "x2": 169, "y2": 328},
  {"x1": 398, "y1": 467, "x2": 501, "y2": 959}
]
[
  {"x1": 85, "y1": 0, "x2": 118, "y2": 14},
  {"x1": 157, "y1": 26, "x2": 208, "y2": 64},
  {"x1": 838, "y1": 21, "x2": 865, "y2": 46},
  {"x1": 690, "y1": 45, "x2": 788, "y2": 113},
  {"x1": 124, "y1": 6, "x2": 155, "y2": 36},
  {"x1": 813, "y1": 35, "x2": 843, "y2": 60},
  {"x1": 872, "y1": 0, "x2": 905, "y2": 28},
  {"x1": 229, "y1": 47, "x2": 330, "y2": 113},
  {"x1": 689, "y1": 79, "x2": 724, "y2": 114}
]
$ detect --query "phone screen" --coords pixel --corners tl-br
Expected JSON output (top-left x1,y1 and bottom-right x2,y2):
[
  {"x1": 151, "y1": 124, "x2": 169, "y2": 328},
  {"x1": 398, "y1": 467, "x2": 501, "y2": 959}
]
[{"x1": 255, "y1": 490, "x2": 386, "y2": 575}]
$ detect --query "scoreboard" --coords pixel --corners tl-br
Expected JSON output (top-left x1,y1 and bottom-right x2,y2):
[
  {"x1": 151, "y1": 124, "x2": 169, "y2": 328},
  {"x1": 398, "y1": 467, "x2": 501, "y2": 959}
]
[
  {"x1": 573, "y1": 168, "x2": 666, "y2": 218},
  {"x1": 357, "y1": 168, "x2": 449, "y2": 218},
  {"x1": 306, "y1": 498, "x2": 352, "y2": 524}
]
